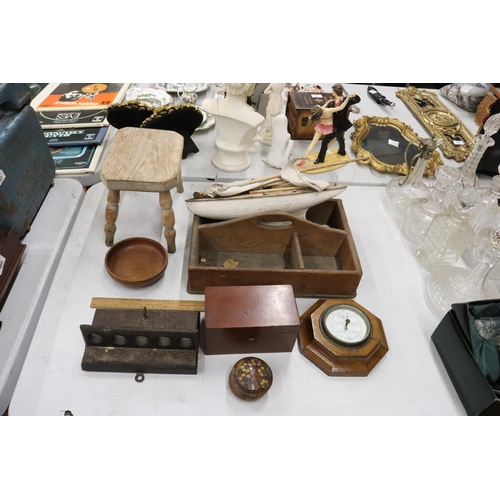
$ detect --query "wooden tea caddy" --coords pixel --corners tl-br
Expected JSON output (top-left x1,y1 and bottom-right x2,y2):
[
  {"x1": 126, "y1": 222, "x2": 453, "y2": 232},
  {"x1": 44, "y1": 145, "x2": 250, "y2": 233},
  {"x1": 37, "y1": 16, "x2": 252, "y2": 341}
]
[
  {"x1": 188, "y1": 200, "x2": 362, "y2": 298},
  {"x1": 202, "y1": 284, "x2": 300, "y2": 355}
]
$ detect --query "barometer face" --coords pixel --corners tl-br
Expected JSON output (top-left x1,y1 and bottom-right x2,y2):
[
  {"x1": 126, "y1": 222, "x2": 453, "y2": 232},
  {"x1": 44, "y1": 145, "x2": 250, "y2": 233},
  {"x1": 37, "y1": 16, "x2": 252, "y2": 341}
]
[{"x1": 320, "y1": 304, "x2": 372, "y2": 347}]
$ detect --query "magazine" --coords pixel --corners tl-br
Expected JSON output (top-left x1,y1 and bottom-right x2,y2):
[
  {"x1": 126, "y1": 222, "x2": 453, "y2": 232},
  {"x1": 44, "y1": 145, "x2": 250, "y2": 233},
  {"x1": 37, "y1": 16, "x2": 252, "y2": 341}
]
[{"x1": 31, "y1": 83, "x2": 130, "y2": 111}]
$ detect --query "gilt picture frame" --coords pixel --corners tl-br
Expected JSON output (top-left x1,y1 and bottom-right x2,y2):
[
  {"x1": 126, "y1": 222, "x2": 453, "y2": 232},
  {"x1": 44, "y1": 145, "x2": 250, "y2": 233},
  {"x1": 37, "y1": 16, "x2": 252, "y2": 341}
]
[{"x1": 350, "y1": 115, "x2": 443, "y2": 176}]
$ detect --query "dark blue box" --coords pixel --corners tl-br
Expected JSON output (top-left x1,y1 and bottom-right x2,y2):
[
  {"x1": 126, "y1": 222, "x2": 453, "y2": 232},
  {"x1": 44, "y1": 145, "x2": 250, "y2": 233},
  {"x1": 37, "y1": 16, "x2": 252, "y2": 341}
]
[{"x1": 0, "y1": 100, "x2": 55, "y2": 238}]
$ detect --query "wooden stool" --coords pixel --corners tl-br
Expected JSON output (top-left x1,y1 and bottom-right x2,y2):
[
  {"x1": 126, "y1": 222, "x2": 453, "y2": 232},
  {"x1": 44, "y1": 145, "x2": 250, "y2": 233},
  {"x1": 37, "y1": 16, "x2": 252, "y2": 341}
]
[{"x1": 100, "y1": 128, "x2": 184, "y2": 253}]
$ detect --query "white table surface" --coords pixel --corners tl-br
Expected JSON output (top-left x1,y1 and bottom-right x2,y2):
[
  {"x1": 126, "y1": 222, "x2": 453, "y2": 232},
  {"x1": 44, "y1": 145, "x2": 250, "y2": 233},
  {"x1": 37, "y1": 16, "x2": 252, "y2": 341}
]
[
  {"x1": 70, "y1": 83, "x2": 484, "y2": 188},
  {"x1": 9, "y1": 180, "x2": 465, "y2": 415},
  {"x1": 0, "y1": 178, "x2": 84, "y2": 415},
  {"x1": 179, "y1": 82, "x2": 481, "y2": 185}
]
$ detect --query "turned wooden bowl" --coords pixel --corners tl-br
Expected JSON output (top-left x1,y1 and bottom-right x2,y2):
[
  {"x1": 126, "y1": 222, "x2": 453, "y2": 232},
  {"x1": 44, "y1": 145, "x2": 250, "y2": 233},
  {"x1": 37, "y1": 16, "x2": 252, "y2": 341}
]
[
  {"x1": 105, "y1": 237, "x2": 168, "y2": 287},
  {"x1": 228, "y1": 357, "x2": 273, "y2": 401}
]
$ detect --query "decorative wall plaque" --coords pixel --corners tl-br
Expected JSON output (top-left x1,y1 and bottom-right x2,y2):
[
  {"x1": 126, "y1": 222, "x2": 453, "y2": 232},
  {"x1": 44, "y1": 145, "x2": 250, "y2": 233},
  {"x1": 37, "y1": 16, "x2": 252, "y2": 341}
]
[{"x1": 396, "y1": 86, "x2": 475, "y2": 162}]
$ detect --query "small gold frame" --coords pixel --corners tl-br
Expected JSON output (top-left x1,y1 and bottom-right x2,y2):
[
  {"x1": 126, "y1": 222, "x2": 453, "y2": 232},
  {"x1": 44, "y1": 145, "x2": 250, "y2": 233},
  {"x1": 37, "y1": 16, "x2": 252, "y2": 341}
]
[
  {"x1": 350, "y1": 115, "x2": 443, "y2": 176},
  {"x1": 396, "y1": 86, "x2": 475, "y2": 163}
]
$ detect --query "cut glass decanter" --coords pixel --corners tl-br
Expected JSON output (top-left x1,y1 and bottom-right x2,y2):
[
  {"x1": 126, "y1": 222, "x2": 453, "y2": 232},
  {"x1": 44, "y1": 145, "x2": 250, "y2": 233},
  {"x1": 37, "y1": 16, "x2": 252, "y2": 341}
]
[
  {"x1": 463, "y1": 175, "x2": 500, "y2": 267},
  {"x1": 385, "y1": 138, "x2": 441, "y2": 212},
  {"x1": 402, "y1": 164, "x2": 461, "y2": 246},
  {"x1": 447, "y1": 114, "x2": 500, "y2": 206},
  {"x1": 416, "y1": 188, "x2": 480, "y2": 271},
  {"x1": 427, "y1": 227, "x2": 500, "y2": 317}
]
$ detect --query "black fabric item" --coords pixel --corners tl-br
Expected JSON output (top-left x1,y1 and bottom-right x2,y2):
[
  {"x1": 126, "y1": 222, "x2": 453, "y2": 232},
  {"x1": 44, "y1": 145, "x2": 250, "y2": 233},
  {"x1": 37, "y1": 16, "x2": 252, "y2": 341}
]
[
  {"x1": 106, "y1": 102, "x2": 154, "y2": 129},
  {"x1": 141, "y1": 105, "x2": 204, "y2": 159}
]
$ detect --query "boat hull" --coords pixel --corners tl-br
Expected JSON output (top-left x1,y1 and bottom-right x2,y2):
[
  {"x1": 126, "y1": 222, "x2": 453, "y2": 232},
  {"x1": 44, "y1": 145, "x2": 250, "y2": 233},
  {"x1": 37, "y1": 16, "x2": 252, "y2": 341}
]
[{"x1": 185, "y1": 186, "x2": 347, "y2": 220}]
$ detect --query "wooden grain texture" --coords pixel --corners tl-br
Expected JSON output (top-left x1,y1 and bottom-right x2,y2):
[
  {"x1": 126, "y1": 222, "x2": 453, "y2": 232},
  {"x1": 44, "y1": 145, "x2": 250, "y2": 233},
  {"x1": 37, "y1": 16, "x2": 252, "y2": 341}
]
[
  {"x1": 99, "y1": 127, "x2": 183, "y2": 251},
  {"x1": 197, "y1": 212, "x2": 348, "y2": 256},
  {"x1": 286, "y1": 92, "x2": 334, "y2": 140},
  {"x1": 298, "y1": 300, "x2": 389, "y2": 377},
  {"x1": 188, "y1": 203, "x2": 363, "y2": 298},
  {"x1": 100, "y1": 127, "x2": 183, "y2": 192},
  {"x1": 202, "y1": 285, "x2": 300, "y2": 355}
]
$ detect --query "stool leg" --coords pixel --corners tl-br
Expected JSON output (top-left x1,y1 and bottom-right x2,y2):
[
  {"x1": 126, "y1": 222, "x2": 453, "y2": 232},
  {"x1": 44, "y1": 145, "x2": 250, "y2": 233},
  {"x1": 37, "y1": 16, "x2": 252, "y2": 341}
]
[
  {"x1": 104, "y1": 189, "x2": 120, "y2": 247},
  {"x1": 176, "y1": 168, "x2": 184, "y2": 194},
  {"x1": 160, "y1": 191, "x2": 176, "y2": 253}
]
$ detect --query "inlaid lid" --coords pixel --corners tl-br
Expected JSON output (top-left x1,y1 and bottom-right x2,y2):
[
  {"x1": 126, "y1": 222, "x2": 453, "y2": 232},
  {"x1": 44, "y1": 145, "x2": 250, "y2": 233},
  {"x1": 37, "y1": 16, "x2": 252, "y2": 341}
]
[{"x1": 228, "y1": 357, "x2": 273, "y2": 401}]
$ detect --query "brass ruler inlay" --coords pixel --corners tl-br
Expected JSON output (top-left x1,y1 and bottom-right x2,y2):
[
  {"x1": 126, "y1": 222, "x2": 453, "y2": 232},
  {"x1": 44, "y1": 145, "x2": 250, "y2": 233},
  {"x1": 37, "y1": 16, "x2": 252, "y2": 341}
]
[
  {"x1": 90, "y1": 297, "x2": 205, "y2": 311},
  {"x1": 396, "y1": 86, "x2": 475, "y2": 162}
]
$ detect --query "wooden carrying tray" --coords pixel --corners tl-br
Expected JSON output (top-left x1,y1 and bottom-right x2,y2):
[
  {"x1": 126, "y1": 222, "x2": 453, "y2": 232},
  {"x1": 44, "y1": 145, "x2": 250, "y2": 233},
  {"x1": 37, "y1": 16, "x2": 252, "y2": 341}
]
[{"x1": 188, "y1": 200, "x2": 362, "y2": 298}]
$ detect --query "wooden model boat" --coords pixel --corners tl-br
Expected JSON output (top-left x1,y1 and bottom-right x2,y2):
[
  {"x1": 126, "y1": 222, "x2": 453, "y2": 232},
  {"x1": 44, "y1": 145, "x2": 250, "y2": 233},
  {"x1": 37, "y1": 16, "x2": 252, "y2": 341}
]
[{"x1": 185, "y1": 158, "x2": 347, "y2": 220}]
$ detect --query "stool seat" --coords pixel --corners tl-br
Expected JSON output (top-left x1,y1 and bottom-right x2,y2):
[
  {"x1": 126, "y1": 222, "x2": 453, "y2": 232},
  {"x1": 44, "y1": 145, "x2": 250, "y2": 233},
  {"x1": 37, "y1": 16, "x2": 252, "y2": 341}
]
[{"x1": 100, "y1": 127, "x2": 184, "y2": 253}]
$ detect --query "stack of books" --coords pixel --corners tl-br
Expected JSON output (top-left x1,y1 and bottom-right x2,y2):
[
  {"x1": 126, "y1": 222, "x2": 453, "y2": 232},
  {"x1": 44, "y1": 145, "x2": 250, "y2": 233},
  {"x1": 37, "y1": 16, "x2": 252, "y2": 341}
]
[{"x1": 31, "y1": 83, "x2": 130, "y2": 175}]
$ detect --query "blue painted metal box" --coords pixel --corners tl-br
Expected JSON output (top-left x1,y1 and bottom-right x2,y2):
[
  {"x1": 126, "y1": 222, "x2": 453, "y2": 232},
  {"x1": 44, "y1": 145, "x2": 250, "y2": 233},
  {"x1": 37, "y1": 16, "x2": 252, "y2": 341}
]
[{"x1": 0, "y1": 92, "x2": 55, "y2": 238}]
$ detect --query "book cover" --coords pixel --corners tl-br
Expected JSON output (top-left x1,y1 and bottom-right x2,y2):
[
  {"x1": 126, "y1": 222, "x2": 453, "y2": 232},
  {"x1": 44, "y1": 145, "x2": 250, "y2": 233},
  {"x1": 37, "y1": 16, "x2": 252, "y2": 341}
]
[
  {"x1": 32, "y1": 83, "x2": 130, "y2": 111},
  {"x1": 51, "y1": 142, "x2": 105, "y2": 175},
  {"x1": 36, "y1": 108, "x2": 109, "y2": 128},
  {"x1": 44, "y1": 127, "x2": 109, "y2": 147}
]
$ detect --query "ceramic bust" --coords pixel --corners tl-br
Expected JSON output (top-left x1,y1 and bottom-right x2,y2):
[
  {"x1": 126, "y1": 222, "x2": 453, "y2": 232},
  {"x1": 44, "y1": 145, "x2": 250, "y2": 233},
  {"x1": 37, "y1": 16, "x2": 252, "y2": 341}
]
[
  {"x1": 259, "y1": 83, "x2": 286, "y2": 145},
  {"x1": 263, "y1": 114, "x2": 294, "y2": 169},
  {"x1": 203, "y1": 83, "x2": 265, "y2": 172}
]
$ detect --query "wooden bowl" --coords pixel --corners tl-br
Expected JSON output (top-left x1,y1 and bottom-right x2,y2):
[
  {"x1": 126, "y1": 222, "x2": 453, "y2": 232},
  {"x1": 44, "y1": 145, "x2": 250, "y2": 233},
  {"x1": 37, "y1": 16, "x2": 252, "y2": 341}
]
[
  {"x1": 105, "y1": 237, "x2": 168, "y2": 287},
  {"x1": 228, "y1": 357, "x2": 273, "y2": 401}
]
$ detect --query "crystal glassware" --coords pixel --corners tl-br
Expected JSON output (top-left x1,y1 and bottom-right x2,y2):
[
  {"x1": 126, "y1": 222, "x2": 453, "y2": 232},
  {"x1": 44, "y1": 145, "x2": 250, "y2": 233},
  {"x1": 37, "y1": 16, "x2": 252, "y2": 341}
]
[
  {"x1": 474, "y1": 317, "x2": 500, "y2": 347},
  {"x1": 416, "y1": 188, "x2": 480, "y2": 271},
  {"x1": 426, "y1": 227, "x2": 500, "y2": 317},
  {"x1": 473, "y1": 175, "x2": 500, "y2": 232},
  {"x1": 463, "y1": 175, "x2": 500, "y2": 266},
  {"x1": 385, "y1": 138, "x2": 441, "y2": 213},
  {"x1": 402, "y1": 164, "x2": 462, "y2": 246},
  {"x1": 446, "y1": 114, "x2": 500, "y2": 206}
]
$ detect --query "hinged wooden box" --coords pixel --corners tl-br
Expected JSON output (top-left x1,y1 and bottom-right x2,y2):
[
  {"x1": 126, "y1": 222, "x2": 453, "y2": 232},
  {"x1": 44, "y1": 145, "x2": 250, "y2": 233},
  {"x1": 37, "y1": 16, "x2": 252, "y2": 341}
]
[
  {"x1": 188, "y1": 201, "x2": 363, "y2": 298},
  {"x1": 202, "y1": 284, "x2": 300, "y2": 355},
  {"x1": 286, "y1": 92, "x2": 333, "y2": 139}
]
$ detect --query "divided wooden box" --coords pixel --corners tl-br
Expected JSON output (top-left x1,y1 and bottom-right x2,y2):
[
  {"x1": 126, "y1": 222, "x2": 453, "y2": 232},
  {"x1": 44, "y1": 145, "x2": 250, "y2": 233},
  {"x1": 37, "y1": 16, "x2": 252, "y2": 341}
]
[
  {"x1": 286, "y1": 92, "x2": 333, "y2": 140},
  {"x1": 202, "y1": 284, "x2": 300, "y2": 355},
  {"x1": 188, "y1": 200, "x2": 362, "y2": 298}
]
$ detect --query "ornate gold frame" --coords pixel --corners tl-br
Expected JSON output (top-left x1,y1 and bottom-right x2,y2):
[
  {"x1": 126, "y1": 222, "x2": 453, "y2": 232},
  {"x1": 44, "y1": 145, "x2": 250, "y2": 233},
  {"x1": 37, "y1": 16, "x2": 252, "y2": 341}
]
[
  {"x1": 396, "y1": 86, "x2": 475, "y2": 162},
  {"x1": 350, "y1": 115, "x2": 443, "y2": 176}
]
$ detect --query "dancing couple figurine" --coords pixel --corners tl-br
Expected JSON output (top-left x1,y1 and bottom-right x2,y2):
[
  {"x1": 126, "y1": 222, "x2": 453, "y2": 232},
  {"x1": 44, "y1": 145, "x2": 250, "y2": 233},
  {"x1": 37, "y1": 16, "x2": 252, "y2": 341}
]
[{"x1": 299, "y1": 84, "x2": 361, "y2": 166}]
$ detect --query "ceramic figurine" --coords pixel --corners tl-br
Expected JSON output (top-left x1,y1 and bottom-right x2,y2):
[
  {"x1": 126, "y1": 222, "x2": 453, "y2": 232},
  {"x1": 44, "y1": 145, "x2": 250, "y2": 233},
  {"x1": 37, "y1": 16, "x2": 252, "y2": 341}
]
[
  {"x1": 297, "y1": 89, "x2": 355, "y2": 167},
  {"x1": 262, "y1": 114, "x2": 294, "y2": 169},
  {"x1": 316, "y1": 94, "x2": 361, "y2": 164},
  {"x1": 259, "y1": 83, "x2": 286, "y2": 145},
  {"x1": 202, "y1": 83, "x2": 265, "y2": 172}
]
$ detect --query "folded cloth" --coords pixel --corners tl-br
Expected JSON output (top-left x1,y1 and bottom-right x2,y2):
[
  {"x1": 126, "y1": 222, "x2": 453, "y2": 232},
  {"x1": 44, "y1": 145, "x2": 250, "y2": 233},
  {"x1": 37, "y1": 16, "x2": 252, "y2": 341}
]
[{"x1": 201, "y1": 159, "x2": 330, "y2": 198}]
